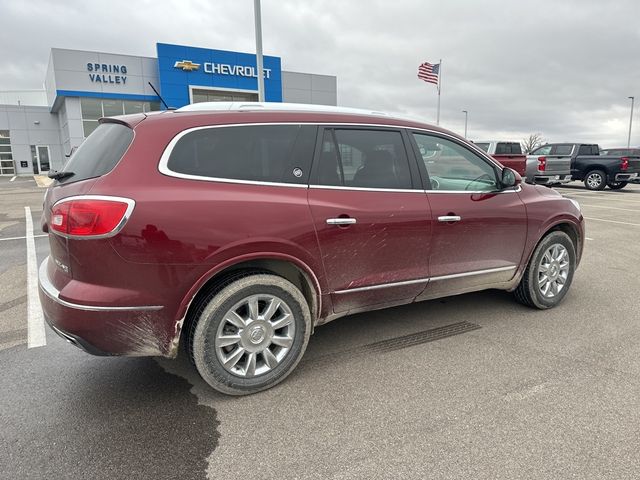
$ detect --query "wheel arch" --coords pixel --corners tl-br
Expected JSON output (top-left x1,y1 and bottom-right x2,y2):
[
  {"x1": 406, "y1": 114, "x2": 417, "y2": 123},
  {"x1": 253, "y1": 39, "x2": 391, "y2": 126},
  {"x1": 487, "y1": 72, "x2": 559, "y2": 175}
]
[{"x1": 177, "y1": 254, "x2": 322, "y2": 352}]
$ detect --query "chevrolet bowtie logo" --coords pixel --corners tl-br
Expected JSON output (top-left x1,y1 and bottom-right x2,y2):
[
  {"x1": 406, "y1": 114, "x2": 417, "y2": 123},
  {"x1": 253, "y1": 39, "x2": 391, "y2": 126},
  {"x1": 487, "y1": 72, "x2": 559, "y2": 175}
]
[{"x1": 174, "y1": 60, "x2": 200, "y2": 71}]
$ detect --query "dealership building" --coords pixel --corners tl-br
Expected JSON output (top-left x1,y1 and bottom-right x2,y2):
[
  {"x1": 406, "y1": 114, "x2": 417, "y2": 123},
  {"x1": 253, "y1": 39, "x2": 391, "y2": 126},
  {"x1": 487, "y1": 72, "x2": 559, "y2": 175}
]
[{"x1": 0, "y1": 43, "x2": 337, "y2": 176}]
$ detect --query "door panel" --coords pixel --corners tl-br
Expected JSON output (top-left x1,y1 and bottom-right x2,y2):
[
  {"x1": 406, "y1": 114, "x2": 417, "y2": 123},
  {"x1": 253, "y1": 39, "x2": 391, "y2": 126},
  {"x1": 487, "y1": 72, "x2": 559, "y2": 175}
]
[
  {"x1": 309, "y1": 127, "x2": 432, "y2": 313},
  {"x1": 410, "y1": 131, "x2": 527, "y2": 300},
  {"x1": 308, "y1": 188, "x2": 431, "y2": 312},
  {"x1": 416, "y1": 191, "x2": 526, "y2": 300}
]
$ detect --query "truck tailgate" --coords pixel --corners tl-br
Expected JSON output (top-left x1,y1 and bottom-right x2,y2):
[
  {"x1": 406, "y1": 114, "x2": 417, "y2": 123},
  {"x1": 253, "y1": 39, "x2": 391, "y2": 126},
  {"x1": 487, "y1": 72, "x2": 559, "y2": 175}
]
[{"x1": 491, "y1": 154, "x2": 526, "y2": 176}]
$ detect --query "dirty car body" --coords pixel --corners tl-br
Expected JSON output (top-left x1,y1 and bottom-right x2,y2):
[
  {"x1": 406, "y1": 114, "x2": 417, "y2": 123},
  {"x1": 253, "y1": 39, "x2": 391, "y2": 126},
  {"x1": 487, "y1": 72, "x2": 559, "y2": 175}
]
[{"x1": 39, "y1": 103, "x2": 585, "y2": 394}]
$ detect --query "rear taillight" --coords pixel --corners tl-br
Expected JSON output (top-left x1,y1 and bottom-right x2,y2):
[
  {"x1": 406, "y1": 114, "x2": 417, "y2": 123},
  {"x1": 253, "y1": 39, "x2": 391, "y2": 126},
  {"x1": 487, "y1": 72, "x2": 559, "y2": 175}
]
[
  {"x1": 538, "y1": 156, "x2": 546, "y2": 171},
  {"x1": 50, "y1": 196, "x2": 134, "y2": 238},
  {"x1": 621, "y1": 157, "x2": 629, "y2": 171}
]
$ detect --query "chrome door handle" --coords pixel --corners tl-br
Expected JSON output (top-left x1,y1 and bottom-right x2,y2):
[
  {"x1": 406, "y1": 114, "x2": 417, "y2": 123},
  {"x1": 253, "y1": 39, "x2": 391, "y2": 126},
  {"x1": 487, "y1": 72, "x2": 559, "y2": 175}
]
[
  {"x1": 326, "y1": 218, "x2": 357, "y2": 225},
  {"x1": 438, "y1": 215, "x2": 461, "y2": 222}
]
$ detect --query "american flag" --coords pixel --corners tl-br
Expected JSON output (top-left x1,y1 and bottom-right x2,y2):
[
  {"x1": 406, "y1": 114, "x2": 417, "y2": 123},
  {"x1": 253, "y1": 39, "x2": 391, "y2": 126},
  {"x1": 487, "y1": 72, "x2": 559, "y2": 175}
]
[{"x1": 418, "y1": 62, "x2": 439, "y2": 85}]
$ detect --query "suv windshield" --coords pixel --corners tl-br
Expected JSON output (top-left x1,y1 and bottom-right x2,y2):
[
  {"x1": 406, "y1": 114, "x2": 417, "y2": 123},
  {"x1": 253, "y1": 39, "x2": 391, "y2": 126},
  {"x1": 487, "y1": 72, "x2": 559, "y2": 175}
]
[{"x1": 56, "y1": 122, "x2": 134, "y2": 184}]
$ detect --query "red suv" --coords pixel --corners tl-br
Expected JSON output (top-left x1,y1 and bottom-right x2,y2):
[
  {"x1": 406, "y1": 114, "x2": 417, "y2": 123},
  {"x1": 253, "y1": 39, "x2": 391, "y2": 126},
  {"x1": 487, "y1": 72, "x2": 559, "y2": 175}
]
[{"x1": 39, "y1": 103, "x2": 584, "y2": 395}]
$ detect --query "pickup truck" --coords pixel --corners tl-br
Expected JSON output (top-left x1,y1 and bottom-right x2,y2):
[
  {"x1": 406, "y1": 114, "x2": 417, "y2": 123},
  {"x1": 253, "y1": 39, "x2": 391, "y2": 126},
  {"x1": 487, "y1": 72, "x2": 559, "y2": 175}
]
[
  {"x1": 600, "y1": 147, "x2": 640, "y2": 184},
  {"x1": 473, "y1": 141, "x2": 527, "y2": 178},
  {"x1": 525, "y1": 143, "x2": 640, "y2": 190}
]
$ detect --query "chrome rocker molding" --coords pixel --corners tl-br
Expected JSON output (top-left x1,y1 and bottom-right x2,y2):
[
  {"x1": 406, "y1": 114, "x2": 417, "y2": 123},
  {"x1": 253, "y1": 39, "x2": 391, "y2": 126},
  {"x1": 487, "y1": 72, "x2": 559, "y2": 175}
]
[
  {"x1": 38, "y1": 257, "x2": 163, "y2": 312},
  {"x1": 333, "y1": 265, "x2": 517, "y2": 294}
]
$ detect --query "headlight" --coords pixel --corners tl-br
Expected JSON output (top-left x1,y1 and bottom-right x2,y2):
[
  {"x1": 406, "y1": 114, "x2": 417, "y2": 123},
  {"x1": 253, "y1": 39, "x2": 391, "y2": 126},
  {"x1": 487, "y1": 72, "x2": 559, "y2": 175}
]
[{"x1": 568, "y1": 198, "x2": 581, "y2": 211}]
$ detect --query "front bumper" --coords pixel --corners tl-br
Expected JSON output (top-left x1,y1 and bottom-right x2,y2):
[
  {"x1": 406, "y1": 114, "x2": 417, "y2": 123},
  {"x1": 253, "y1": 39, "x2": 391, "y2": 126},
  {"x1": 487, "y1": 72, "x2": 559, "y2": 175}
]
[{"x1": 38, "y1": 257, "x2": 172, "y2": 357}]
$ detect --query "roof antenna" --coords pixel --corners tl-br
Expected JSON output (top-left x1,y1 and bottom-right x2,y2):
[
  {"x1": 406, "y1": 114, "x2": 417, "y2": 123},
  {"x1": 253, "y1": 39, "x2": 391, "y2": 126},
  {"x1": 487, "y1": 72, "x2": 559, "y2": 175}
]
[{"x1": 148, "y1": 82, "x2": 174, "y2": 110}]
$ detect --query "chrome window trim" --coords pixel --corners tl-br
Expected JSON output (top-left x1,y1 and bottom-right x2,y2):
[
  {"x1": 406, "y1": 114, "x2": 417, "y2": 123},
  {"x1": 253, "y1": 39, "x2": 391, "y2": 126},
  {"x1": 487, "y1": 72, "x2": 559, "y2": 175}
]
[
  {"x1": 333, "y1": 265, "x2": 517, "y2": 294},
  {"x1": 50, "y1": 195, "x2": 136, "y2": 240},
  {"x1": 309, "y1": 184, "x2": 422, "y2": 193},
  {"x1": 38, "y1": 258, "x2": 163, "y2": 312},
  {"x1": 157, "y1": 121, "x2": 507, "y2": 187}
]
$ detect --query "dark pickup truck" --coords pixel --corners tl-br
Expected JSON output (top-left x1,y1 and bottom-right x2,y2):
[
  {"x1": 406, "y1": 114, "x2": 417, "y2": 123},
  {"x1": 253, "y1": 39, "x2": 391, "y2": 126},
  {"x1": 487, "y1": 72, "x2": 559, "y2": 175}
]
[{"x1": 526, "y1": 143, "x2": 640, "y2": 190}]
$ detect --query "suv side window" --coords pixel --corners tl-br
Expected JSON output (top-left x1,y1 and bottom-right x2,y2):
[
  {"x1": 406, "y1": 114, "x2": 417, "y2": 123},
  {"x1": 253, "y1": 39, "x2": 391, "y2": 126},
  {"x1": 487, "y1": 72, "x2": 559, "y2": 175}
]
[
  {"x1": 166, "y1": 124, "x2": 316, "y2": 184},
  {"x1": 315, "y1": 128, "x2": 412, "y2": 189},
  {"x1": 413, "y1": 133, "x2": 498, "y2": 192}
]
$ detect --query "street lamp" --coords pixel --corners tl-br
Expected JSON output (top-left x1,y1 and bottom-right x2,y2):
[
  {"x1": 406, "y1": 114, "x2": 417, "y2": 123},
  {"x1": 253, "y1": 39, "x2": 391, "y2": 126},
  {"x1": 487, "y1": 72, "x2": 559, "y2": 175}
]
[
  {"x1": 628, "y1": 96, "x2": 635, "y2": 148},
  {"x1": 462, "y1": 110, "x2": 468, "y2": 138},
  {"x1": 253, "y1": 0, "x2": 265, "y2": 102}
]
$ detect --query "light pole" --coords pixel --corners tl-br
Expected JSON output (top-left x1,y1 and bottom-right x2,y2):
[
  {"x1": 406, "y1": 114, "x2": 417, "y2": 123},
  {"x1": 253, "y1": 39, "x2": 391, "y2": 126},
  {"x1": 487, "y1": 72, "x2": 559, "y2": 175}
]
[
  {"x1": 462, "y1": 110, "x2": 468, "y2": 138},
  {"x1": 628, "y1": 96, "x2": 634, "y2": 148},
  {"x1": 253, "y1": 0, "x2": 265, "y2": 102}
]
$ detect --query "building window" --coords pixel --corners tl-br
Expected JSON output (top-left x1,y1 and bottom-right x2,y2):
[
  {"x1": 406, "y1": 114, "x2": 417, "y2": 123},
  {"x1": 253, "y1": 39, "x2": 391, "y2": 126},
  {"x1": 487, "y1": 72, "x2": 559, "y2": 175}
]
[
  {"x1": 80, "y1": 98, "x2": 160, "y2": 138},
  {"x1": 0, "y1": 130, "x2": 16, "y2": 176},
  {"x1": 191, "y1": 88, "x2": 258, "y2": 103}
]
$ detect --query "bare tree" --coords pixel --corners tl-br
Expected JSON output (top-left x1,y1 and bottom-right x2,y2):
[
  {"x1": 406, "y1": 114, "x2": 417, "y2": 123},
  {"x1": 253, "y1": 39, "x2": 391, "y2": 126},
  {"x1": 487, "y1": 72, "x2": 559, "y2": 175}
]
[{"x1": 522, "y1": 133, "x2": 546, "y2": 154}]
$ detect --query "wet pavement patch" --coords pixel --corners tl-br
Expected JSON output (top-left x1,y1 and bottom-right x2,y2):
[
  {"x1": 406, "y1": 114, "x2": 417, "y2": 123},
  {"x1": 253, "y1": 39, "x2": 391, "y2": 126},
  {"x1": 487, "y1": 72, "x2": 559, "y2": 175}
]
[{"x1": 0, "y1": 344, "x2": 220, "y2": 480}]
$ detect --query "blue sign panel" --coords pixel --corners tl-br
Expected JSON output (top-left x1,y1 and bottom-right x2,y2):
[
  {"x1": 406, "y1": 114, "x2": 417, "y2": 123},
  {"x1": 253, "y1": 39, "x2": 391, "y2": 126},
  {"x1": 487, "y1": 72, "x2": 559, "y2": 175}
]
[{"x1": 157, "y1": 43, "x2": 282, "y2": 108}]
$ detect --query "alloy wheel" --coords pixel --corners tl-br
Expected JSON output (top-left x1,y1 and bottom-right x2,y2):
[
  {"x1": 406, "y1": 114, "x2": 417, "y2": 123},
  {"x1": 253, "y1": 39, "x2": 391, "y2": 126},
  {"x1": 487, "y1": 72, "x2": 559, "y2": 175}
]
[
  {"x1": 215, "y1": 294, "x2": 295, "y2": 378},
  {"x1": 537, "y1": 244, "x2": 570, "y2": 298}
]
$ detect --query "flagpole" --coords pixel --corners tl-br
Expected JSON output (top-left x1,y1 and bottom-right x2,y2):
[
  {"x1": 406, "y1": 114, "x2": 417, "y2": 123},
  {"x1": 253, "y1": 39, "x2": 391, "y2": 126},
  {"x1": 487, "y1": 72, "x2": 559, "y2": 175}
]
[{"x1": 436, "y1": 58, "x2": 442, "y2": 125}]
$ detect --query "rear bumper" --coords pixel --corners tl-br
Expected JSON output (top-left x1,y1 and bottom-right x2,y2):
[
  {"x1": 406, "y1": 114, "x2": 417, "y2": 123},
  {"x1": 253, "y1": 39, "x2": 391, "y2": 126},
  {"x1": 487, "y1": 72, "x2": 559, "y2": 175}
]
[
  {"x1": 615, "y1": 172, "x2": 639, "y2": 182},
  {"x1": 38, "y1": 257, "x2": 174, "y2": 357},
  {"x1": 533, "y1": 174, "x2": 572, "y2": 185}
]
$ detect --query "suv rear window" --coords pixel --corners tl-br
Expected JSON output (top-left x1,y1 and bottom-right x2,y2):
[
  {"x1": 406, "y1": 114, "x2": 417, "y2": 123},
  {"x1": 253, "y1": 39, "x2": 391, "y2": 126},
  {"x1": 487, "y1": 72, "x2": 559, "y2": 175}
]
[
  {"x1": 57, "y1": 122, "x2": 133, "y2": 184},
  {"x1": 166, "y1": 124, "x2": 316, "y2": 184}
]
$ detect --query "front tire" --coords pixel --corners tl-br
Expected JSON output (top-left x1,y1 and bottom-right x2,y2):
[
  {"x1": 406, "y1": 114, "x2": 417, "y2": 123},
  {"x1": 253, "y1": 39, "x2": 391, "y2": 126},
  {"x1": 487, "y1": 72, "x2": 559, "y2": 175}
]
[
  {"x1": 514, "y1": 231, "x2": 576, "y2": 309},
  {"x1": 191, "y1": 274, "x2": 311, "y2": 395},
  {"x1": 584, "y1": 170, "x2": 606, "y2": 190},
  {"x1": 607, "y1": 181, "x2": 628, "y2": 190}
]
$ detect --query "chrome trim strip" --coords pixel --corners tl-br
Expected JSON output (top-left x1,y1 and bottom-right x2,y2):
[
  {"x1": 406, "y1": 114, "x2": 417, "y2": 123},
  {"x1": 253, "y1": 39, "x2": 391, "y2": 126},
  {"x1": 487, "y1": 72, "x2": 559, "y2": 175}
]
[
  {"x1": 157, "y1": 121, "x2": 507, "y2": 186},
  {"x1": 309, "y1": 184, "x2": 422, "y2": 193},
  {"x1": 332, "y1": 265, "x2": 517, "y2": 294},
  {"x1": 50, "y1": 195, "x2": 136, "y2": 240},
  {"x1": 38, "y1": 258, "x2": 163, "y2": 312},
  {"x1": 334, "y1": 277, "x2": 429, "y2": 294},
  {"x1": 429, "y1": 265, "x2": 517, "y2": 282}
]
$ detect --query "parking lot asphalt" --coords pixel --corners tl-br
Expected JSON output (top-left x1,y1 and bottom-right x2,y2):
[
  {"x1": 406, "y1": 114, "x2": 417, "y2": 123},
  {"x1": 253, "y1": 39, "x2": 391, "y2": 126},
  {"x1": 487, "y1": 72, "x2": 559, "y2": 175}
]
[{"x1": 1, "y1": 177, "x2": 640, "y2": 479}]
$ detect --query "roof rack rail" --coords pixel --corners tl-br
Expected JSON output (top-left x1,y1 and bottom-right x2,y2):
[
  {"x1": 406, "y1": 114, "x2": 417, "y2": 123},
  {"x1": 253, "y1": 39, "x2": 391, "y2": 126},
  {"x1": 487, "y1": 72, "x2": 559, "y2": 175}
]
[{"x1": 175, "y1": 101, "x2": 391, "y2": 117}]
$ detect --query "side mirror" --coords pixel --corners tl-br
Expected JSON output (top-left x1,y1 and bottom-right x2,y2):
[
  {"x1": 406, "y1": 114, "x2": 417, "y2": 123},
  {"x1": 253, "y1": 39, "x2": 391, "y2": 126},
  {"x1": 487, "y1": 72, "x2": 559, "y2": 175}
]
[{"x1": 501, "y1": 168, "x2": 521, "y2": 188}]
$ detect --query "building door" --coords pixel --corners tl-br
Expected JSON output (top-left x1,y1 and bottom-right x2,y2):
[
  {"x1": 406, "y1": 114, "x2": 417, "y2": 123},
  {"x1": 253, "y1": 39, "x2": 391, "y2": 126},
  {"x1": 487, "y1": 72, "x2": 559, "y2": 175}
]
[{"x1": 31, "y1": 145, "x2": 51, "y2": 174}]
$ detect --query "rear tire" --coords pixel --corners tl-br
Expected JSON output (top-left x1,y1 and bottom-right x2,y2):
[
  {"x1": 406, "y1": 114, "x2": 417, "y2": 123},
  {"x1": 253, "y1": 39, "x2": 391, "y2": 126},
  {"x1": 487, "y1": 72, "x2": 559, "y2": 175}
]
[
  {"x1": 607, "y1": 181, "x2": 628, "y2": 190},
  {"x1": 584, "y1": 170, "x2": 606, "y2": 190},
  {"x1": 514, "y1": 231, "x2": 576, "y2": 309},
  {"x1": 191, "y1": 274, "x2": 311, "y2": 395}
]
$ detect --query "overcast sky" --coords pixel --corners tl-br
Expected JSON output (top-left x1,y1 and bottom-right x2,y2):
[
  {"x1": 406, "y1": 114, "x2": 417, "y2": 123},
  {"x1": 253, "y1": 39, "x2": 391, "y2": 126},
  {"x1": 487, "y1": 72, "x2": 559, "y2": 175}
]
[{"x1": 1, "y1": 0, "x2": 639, "y2": 146}]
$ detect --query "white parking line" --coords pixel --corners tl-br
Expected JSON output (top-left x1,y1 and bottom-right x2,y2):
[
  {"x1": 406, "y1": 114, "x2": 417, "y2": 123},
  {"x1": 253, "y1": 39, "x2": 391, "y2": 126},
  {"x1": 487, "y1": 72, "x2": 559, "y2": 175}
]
[
  {"x1": 585, "y1": 237, "x2": 594, "y2": 241},
  {"x1": 584, "y1": 216, "x2": 640, "y2": 227},
  {"x1": 25, "y1": 206, "x2": 46, "y2": 348},
  {"x1": 564, "y1": 193, "x2": 640, "y2": 205},
  {"x1": 0, "y1": 234, "x2": 48, "y2": 242},
  {"x1": 10, "y1": 176, "x2": 16, "y2": 182},
  {"x1": 578, "y1": 204, "x2": 639, "y2": 212}
]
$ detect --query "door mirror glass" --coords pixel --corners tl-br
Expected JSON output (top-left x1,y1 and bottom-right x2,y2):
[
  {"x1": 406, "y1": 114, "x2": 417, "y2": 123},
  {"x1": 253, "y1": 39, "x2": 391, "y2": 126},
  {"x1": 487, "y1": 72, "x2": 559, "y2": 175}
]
[{"x1": 501, "y1": 167, "x2": 521, "y2": 188}]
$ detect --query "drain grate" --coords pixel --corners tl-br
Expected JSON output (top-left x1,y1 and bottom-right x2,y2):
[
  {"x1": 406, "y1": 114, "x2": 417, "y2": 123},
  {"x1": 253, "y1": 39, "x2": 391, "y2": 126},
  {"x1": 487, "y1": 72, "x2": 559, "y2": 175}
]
[{"x1": 361, "y1": 321, "x2": 481, "y2": 354}]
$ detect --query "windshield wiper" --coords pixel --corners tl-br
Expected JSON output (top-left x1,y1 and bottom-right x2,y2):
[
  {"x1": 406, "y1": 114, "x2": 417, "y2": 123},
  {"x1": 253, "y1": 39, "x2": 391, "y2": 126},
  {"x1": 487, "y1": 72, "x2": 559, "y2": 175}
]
[{"x1": 48, "y1": 170, "x2": 75, "y2": 180}]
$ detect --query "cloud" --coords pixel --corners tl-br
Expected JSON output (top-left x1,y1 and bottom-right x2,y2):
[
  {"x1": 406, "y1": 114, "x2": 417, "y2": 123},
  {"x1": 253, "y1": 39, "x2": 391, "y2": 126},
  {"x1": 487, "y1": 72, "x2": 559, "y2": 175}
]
[{"x1": 1, "y1": 0, "x2": 638, "y2": 146}]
